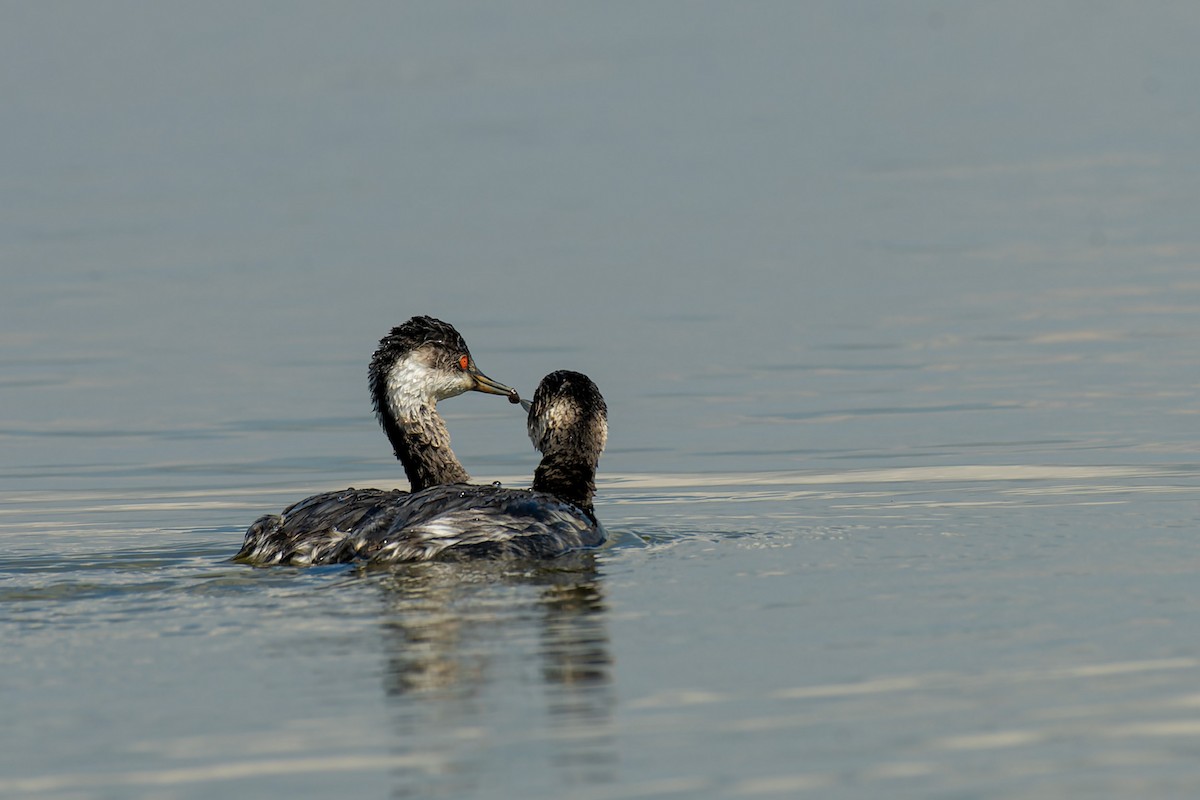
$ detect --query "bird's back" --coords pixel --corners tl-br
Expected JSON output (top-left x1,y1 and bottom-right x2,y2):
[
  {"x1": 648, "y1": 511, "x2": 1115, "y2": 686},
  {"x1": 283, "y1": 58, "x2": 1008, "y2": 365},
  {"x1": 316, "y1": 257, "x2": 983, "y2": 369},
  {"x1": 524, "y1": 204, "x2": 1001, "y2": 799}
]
[
  {"x1": 236, "y1": 487, "x2": 408, "y2": 565},
  {"x1": 354, "y1": 483, "x2": 604, "y2": 562}
]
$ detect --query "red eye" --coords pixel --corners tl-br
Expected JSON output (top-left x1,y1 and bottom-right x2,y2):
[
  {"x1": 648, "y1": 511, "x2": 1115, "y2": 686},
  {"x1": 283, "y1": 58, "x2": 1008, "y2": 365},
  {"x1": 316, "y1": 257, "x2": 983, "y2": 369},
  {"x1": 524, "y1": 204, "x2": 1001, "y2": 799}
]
[{"x1": 458, "y1": 355, "x2": 470, "y2": 371}]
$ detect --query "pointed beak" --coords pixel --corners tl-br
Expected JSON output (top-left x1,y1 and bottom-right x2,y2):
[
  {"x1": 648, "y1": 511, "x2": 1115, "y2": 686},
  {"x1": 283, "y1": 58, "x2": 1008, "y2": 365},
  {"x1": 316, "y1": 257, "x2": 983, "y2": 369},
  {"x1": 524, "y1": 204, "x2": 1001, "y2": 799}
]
[{"x1": 469, "y1": 366, "x2": 520, "y2": 403}]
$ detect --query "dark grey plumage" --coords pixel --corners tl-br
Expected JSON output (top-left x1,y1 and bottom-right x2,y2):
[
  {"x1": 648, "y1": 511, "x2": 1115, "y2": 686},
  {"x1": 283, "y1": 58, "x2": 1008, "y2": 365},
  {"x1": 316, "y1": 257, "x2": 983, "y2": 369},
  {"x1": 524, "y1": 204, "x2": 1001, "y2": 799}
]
[
  {"x1": 235, "y1": 316, "x2": 517, "y2": 564},
  {"x1": 236, "y1": 370, "x2": 608, "y2": 566},
  {"x1": 367, "y1": 315, "x2": 516, "y2": 491},
  {"x1": 527, "y1": 370, "x2": 607, "y2": 516}
]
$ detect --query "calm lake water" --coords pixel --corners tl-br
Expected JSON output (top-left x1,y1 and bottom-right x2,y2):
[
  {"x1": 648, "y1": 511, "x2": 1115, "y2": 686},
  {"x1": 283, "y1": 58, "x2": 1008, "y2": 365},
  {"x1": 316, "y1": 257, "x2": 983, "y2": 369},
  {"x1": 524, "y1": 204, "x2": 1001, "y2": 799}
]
[{"x1": 3, "y1": 3, "x2": 1200, "y2": 798}]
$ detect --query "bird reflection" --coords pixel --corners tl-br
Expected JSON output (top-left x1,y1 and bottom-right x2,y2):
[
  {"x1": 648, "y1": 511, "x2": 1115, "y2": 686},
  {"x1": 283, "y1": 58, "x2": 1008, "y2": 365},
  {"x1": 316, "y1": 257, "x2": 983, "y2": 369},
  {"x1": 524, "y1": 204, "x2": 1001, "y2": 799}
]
[{"x1": 370, "y1": 555, "x2": 615, "y2": 797}]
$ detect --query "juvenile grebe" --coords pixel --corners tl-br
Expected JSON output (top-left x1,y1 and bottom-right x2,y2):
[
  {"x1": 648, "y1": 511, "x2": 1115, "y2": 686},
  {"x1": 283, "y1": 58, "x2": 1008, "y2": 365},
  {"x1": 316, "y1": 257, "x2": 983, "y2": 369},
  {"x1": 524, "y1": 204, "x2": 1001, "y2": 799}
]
[
  {"x1": 235, "y1": 316, "x2": 519, "y2": 564},
  {"x1": 238, "y1": 370, "x2": 607, "y2": 565}
]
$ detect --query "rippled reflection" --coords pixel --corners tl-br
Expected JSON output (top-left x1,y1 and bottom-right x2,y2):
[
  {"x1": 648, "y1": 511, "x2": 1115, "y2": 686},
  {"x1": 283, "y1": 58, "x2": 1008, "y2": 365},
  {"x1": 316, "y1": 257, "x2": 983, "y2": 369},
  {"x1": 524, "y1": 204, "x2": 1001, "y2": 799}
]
[{"x1": 369, "y1": 557, "x2": 615, "y2": 797}]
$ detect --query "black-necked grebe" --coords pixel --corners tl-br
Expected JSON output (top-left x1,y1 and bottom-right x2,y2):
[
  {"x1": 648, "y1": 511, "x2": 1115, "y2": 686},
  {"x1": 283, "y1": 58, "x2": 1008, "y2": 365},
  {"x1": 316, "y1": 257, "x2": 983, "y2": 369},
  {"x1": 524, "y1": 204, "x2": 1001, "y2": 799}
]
[
  {"x1": 235, "y1": 316, "x2": 519, "y2": 564},
  {"x1": 367, "y1": 316, "x2": 519, "y2": 489},
  {"x1": 236, "y1": 370, "x2": 607, "y2": 565}
]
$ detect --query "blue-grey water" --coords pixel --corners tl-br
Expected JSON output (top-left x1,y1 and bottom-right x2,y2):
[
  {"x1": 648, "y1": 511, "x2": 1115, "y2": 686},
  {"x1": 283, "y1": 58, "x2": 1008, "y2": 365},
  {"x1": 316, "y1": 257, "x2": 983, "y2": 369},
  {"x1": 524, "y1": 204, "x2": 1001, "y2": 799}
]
[{"x1": 3, "y1": 3, "x2": 1200, "y2": 798}]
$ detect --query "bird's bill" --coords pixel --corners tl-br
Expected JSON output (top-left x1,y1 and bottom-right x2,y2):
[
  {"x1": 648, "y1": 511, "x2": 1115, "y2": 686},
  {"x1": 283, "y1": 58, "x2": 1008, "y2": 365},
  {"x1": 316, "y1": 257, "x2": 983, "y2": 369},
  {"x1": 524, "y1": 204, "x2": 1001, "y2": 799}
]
[{"x1": 469, "y1": 367, "x2": 519, "y2": 401}]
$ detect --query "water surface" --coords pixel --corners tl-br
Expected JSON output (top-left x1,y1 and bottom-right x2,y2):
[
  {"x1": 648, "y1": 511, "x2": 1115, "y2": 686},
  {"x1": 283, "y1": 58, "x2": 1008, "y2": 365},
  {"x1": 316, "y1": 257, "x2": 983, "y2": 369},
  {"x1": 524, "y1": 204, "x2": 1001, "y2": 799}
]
[{"x1": 3, "y1": 4, "x2": 1200, "y2": 798}]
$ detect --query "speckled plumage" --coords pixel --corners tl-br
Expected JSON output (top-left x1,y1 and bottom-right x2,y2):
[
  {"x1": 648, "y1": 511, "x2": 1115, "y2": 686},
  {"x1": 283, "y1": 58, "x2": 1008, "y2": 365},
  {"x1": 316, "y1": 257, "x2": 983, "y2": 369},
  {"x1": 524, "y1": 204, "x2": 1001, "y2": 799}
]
[
  {"x1": 527, "y1": 370, "x2": 607, "y2": 515},
  {"x1": 368, "y1": 316, "x2": 513, "y2": 490},
  {"x1": 235, "y1": 316, "x2": 516, "y2": 564},
  {"x1": 236, "y1": 370, "x2": 608, "y2": 566}
]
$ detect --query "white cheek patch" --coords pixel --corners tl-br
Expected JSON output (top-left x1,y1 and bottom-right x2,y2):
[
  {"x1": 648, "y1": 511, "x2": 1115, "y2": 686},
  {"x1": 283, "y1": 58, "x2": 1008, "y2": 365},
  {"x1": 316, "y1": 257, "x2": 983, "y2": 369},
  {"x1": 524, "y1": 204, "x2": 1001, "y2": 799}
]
[
  {"x1": 530, "y1": 399, "x2": 579, "y2": 451},
  {"x1": 385, "y1": 351, "x2": 474, "y2": 420},
  {"x1": 386, "y1": 355, "x2": 434, "y2": 421},
  {"x1": 594, "y1": 416, "x2": 609, "y2": 452},
  {"x1": 546, "y1": 399, "x2": 580, "y2": 430}
]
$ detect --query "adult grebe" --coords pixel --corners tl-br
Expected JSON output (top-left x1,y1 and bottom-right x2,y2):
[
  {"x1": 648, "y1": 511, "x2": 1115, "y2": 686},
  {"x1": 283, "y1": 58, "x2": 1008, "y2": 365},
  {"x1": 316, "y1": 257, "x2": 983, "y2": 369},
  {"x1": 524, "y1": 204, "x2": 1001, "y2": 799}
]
[
  {"x1": 238, "y1": 370, "x2": 608, "y2": 565},
  {"x1": 235, "y1": 316, "x2": 519, "y2": 564}
]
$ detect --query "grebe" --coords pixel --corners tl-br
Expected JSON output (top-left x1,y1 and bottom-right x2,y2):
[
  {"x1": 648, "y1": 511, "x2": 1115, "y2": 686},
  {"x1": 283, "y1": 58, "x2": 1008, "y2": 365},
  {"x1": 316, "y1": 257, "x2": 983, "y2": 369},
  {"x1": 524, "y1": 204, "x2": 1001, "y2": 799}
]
[
  {"x1": 238, "y1": 370, "x2": 607, "y2": 565},
  {"x1": 235, "y1": 316, "x2": 519, "y2": 564}
]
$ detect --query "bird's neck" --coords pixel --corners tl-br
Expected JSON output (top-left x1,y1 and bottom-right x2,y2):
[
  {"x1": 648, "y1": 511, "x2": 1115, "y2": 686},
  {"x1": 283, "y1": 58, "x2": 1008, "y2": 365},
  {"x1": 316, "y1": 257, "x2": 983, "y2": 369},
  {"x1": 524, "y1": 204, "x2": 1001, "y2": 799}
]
[
  {"x1": 376, "y1": 381, "x2": 470, "y2": 492},
  {"x1": 532, "y1": 451, "x2": 596, "y2": 515}
]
